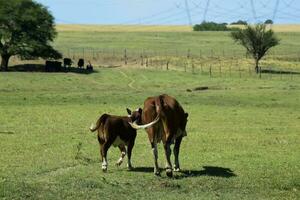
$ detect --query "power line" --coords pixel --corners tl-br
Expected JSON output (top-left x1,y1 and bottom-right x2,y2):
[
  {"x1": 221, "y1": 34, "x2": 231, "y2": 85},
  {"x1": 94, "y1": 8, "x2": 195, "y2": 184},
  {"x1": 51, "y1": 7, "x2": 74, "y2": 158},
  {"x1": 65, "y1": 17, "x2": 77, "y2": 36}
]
[
  {"x1": 250, "y1": 0, "x2": 257, "y2": 22},
  {"x1": 184, "y1": 0, "x2": 193, "y2": 26},
  {"x1": 203, "y1": 0, "x2": 211, "y2": 21},
  {"x1": 272, "y1": 0, "x2": 280, "y2": 22}
]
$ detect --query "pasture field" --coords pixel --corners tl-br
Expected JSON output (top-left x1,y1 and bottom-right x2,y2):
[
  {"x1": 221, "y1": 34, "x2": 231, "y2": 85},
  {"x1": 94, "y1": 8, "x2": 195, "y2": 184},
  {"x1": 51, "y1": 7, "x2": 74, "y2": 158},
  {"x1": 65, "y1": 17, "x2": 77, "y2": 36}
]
[
  {"x1": 9, "y1": 24, "x2": 300, "y2": 74},
  {"x1": 54, "y1": 24, "x2": 300, "y2": 57},
  {"x1": 0, "y1": 68, "x2": 299, "y2": 199},
  {"x1": 47, "y1": 24, "x2": 300, "y2": 74}
]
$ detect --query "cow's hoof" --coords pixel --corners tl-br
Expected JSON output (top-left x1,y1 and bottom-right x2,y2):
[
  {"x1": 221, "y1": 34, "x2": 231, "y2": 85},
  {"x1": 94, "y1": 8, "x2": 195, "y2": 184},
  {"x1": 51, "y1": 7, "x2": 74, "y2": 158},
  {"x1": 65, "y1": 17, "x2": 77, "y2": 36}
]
[
  {"x1": 127, "y1": 164, "x2": 133, "y2": 171},
  {"x1": 154, "y1": 170, "x2": 161, "y2": 176},
  {"x1": 173, "y1": 167, "x2": 180, "y2": 172},
  {"x1": 115, "y1": 162, "x2": 122, "y2": 167},
  {"x1": 102, "y1": 165, "x2": 108, "y2": 172},
  {"x1": 166, "y1": 169, "x2": 173, "y2": 177},
  {"x1": 102, "y1": 167, "x2": 107, "y2": 172}
]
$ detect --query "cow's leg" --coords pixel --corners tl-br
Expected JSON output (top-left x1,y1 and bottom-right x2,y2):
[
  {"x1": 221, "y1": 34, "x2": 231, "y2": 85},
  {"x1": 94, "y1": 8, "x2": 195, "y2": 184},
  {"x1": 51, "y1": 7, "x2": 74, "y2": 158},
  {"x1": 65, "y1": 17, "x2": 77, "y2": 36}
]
[
  {"x1": 163, "y1": 140, "x2": 173, "y2": 177},
  {"x1": 173, "y1": 135, "x2": 183, "y2": 172},
  {"x1": 101, "y1": 142, "x2": 110, "y2": 172},
  {"x1": 126, "y1": 140, "x2": 135, "y2": 170},
  {"x1": 116, "y1": 144, "x2": 126, "y2": 167},
  {"x1": 151, "y1": 142, "x2": 160, "y2": 176}
]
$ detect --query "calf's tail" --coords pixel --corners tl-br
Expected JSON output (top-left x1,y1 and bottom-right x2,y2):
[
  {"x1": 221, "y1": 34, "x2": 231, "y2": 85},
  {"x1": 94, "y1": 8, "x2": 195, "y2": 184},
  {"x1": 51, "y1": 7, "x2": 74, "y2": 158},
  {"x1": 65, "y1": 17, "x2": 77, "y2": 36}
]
[{"x1": 89, "y1": 114, "x2": 108, "y2": 132}]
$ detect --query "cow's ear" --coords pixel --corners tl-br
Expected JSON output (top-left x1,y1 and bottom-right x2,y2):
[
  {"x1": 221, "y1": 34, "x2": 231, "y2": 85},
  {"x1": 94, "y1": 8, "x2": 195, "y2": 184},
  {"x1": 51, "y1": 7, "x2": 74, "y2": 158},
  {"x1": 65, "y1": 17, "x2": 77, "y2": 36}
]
[
  {"x1": 185, "y1": 113, "x2": 189, "y2": 118},
  {"x1": 126, "y1": 108, "x2": 132, "y2": 115},
  {"x1": 138, "y1": 108, "x2": 142, "y2": 113}
]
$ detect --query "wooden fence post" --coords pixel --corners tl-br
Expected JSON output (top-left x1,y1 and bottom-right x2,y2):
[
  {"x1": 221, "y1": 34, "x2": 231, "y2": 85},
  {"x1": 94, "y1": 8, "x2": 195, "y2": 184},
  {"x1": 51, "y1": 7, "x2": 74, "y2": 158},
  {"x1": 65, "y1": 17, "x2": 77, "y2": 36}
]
[{"x1": 124, "y1": 49, "x2": 128, "y2": 65}]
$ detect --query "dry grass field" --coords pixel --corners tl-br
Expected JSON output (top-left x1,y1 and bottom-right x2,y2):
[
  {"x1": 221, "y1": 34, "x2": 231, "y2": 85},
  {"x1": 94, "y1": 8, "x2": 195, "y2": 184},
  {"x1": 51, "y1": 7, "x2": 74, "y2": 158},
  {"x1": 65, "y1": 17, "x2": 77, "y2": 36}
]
[{"x1": 56, "y1": 24, "x2": 300, "y2": 32}]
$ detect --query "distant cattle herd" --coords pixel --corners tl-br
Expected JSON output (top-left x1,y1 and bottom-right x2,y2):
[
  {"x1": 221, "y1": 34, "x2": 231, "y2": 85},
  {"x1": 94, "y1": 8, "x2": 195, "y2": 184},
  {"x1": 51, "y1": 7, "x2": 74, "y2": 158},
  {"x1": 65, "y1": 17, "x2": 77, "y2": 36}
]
[
  {"x1": 90, "y1": 94, "x2": 188, "y2": 177},
  {"x1": 45, "y1": 58, "x2": 93, "y2": 72}
]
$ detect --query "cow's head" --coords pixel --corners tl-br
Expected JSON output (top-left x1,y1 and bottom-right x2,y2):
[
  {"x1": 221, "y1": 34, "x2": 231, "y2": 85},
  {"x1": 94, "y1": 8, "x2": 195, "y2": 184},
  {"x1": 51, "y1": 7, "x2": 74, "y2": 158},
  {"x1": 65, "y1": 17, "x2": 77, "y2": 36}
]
[{"x1": 127, "y1": 108, "x2": 143, "y2": 125}]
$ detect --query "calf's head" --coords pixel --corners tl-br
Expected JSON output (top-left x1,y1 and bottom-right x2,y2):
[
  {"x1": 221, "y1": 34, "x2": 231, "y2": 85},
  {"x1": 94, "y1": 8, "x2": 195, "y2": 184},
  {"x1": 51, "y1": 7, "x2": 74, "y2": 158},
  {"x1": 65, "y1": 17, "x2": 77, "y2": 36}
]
[{"x1": 127, "y1": 108, "x2": 143, "y2": 125}]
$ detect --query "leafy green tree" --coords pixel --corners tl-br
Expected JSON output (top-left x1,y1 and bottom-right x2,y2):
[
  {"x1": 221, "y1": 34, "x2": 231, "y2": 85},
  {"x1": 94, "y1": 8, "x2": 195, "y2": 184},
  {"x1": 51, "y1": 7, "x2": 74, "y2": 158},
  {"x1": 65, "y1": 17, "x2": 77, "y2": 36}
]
[
  {"x1": 231, "y1": 20, "x2": 248, "y2": 25},
  {"x1": 264, "y1": 19, "x2": 274, "y2": 24},
  {"x1": 231, "y1": 24, "x2": 279, "y2": 73},
  {"x1": 0, "y1": 0, "x2": 61, "y2": 71}
]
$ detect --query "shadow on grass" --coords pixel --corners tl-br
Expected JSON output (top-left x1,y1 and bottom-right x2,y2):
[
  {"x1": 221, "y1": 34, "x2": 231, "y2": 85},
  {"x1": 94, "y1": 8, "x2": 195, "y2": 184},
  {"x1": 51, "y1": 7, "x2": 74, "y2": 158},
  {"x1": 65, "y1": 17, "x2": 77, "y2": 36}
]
[
  {"x1": 260, "y1": 69, "x2": 300, "y2": 75},
  {"x1": 0, "y1": 131, "x2": 15, "y2": 135},
  {"x1": 131, "y1": 166, "x2": 236, "y2": 178},
  {"x1": 6, "y1": 64, "x2": 97, "y2": 74},
  {"x1": 131, "y1": 167, "x2": 154, "y2": 173},
  {"x1": 179, "y1": 166, "x2": 236, "y2": 178}
]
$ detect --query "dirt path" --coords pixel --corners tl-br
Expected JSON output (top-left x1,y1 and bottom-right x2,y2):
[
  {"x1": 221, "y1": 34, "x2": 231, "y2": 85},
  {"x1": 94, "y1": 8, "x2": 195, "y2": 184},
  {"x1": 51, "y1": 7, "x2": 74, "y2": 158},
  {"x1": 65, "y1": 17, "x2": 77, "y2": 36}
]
[{"x1": 119, "y1": 71, "x2": 137, "y2": 90}]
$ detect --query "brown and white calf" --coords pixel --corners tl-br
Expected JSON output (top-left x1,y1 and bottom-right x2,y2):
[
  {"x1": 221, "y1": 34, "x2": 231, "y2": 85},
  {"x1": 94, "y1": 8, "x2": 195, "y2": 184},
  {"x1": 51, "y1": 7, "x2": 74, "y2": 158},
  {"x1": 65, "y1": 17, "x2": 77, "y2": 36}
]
[
  {"x1": 129, "y1": 94, "x2": 188, "y2": 177},
  {"x1": 89, "y1": 108, "x2": 145, "y2": 172}
]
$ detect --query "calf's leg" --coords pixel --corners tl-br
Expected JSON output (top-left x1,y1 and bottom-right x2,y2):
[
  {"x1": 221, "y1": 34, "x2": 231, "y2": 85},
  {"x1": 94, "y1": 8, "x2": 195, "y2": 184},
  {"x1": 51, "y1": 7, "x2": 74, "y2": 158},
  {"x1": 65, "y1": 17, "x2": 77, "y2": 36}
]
[
  {"x1": 126, "y1": 140, "x2": 135, "y2": 170},
  {"x1": 116, "y1": 144, "x2": 126, "y2": 166},
  {"x1": 101, "y1": 142, "x2": 110, "y2": 172}
]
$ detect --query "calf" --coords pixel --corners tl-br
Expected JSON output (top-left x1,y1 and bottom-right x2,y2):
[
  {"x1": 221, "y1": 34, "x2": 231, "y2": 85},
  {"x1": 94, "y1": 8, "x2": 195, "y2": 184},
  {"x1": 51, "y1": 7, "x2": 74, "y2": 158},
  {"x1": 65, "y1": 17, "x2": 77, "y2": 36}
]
[{"x1": 89, "y1": 108, "x2": 142, "y2": 172}]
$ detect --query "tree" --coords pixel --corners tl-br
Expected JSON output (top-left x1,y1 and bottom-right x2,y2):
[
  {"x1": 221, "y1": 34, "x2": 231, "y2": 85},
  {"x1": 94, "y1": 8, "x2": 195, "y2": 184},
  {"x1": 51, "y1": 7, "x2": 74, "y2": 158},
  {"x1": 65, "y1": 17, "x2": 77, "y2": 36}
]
[
  {"x1": 0, "y1": 0, "x2": 61, "y2": 71},
  {"x1": 231, "y1": 20, "x2": 248, "y2": 25},
  {"x1": 193, "y1": 21, "x2": 239, "y2": 32},
  {"x1": 231, "y1": 24, "x2": 279, "y2": 73},
  {"x1": 264, "y1": 19, "x2": 274, "y2": 24}
]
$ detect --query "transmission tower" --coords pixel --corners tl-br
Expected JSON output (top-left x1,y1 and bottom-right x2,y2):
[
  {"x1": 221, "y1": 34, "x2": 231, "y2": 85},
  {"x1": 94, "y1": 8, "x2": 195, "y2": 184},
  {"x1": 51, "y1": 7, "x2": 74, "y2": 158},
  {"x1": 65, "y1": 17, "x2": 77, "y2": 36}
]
[
  {"x1": 272, "y1": 0, "x2": 280, "y2": 22},
  {"x1": 184, "y1": 0, "x2": 192, "y2": 26},
  {"x1": 203, "y1": 0, "x2": 210, "y2": 22},
  {"x1": 250, "y1": 0, "x2": 257, "y2": 22}
]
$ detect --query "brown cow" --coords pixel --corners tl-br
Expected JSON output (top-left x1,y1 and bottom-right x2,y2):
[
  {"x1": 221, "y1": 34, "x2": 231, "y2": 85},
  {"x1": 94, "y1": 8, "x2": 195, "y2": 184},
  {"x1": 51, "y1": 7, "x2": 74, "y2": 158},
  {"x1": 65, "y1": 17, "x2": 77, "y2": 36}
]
[
  {"x1": 129, "y1": 94, "x2": 188, "y2": 177},
  {"x1": 89, "y1": 108, "x2": 154, "y2": 172}
]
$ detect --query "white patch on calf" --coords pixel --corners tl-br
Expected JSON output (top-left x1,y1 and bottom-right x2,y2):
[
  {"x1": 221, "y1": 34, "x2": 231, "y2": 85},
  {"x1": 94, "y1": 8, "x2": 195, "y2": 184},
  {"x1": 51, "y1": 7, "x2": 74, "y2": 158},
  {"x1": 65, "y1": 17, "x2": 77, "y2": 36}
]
[{"x1": 90, "y1": 123, "x2": 96, "y2": 130}]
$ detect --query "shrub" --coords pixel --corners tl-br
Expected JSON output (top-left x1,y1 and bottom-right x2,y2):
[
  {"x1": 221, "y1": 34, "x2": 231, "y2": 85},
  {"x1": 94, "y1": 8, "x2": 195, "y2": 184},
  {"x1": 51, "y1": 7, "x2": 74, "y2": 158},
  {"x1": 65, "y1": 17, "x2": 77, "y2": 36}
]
[{"x1": 193, "y1": 21, "x2": 239, "y2": 32}]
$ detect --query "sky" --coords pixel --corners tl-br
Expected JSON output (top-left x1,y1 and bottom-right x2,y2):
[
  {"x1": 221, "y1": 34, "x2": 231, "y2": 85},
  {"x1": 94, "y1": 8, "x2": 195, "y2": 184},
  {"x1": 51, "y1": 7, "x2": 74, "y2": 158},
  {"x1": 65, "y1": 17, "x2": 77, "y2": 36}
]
[{"x1": 36, "y1": 0, "x2": 300, "y2": 25}]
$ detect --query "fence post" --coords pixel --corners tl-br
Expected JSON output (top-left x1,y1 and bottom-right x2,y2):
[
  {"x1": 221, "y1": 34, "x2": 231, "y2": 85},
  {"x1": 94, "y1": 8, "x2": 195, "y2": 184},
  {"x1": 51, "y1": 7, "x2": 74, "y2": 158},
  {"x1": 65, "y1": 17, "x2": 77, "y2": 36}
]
[
  {"x1": 209, "y1": 65, "x2": 212, "y2": 78},
  {"x1": 219, "y1": 58, "x2": 222, "y2": 77},
  {"x1": 200, "y1": 62, "x2": 203, "y2": 74},
  {"x1": 192, "y1": 58, "x2": 195, "y2": 74},
  {"x1": 186, "y1": 49, "x2": 190, "y2": 72},
  {"x1": 280, "y1": 70, "x2": 282, "y2": 80},
  {"x1": 124, "y1": 49, "x2": 127, "y2": 65},
  {"x1": 239, "y1": 65, "x2": 241, "y2": 78},
  {"x1": 166, "y1": 60, "x2": 169, "y2": 70},
  {"x1": 140, "y1": 54, "x2": 144, "y2": 66}
]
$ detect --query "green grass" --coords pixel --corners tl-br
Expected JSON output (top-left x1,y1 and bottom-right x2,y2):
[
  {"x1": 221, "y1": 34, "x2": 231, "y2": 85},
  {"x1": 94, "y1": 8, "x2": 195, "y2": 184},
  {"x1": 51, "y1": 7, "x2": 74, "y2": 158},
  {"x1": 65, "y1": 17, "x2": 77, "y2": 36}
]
[{"x1": 0, "y1": 68, "x2": 299, "y2": 199}]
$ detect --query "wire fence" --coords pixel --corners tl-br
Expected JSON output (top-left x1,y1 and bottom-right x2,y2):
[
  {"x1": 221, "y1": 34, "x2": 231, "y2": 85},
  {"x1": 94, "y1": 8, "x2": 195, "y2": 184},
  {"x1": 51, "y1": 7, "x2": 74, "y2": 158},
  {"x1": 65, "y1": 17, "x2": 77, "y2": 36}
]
[{"x1": 8, "y1": 47, "x2": 300, "y2": 80}]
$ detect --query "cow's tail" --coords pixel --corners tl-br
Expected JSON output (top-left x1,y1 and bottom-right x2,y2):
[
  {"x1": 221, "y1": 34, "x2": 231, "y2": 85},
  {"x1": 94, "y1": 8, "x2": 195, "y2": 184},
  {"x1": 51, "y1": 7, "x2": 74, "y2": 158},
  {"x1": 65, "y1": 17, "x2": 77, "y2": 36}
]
[
  {"x1": 154, "y1": 95, "x2": 164, "y2": 117},
  {"x1": 89, "y1": 114, "x2": 108, "y2": 132},
  {"x1": 128, "y1": 95, "x2": 163, "y2": 130}
]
